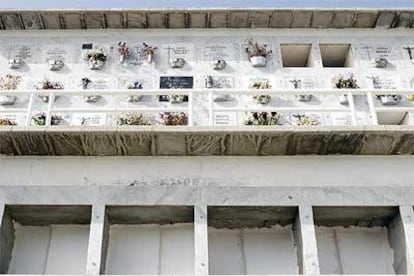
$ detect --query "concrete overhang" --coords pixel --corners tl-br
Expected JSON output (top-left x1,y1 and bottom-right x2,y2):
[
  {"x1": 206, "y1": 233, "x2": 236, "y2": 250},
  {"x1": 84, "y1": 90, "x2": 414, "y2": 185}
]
[
  {"x1": 1, "y1": 126, "x2": 414, "y2": 156},
  {"x1": 0, "y1": 8, "x2": 413, "y2": 30}
]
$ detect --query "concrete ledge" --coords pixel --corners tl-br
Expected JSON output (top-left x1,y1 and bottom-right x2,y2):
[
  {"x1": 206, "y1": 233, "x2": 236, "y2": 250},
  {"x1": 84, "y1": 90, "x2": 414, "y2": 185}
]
[{"x1": 1, "y1": 126, "x2": 414, "y2": 156}]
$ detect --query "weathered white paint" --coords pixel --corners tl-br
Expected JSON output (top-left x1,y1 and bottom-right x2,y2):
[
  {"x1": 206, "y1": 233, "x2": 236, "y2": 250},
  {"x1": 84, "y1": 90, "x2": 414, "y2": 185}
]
[
  {"x1": 1, "y1": 155, "x2": 414, "y2": 188},
  {"x1": 208, "y1": 225, "x2": 298, "y2": 275},
  {"x1": 105, "y1": 223, "x2": 194, "y2": 275},
  {"x1": 316, "y1": 226, "x2": 395, "y2": 274},
  {"x1": 8, "y1": 224, "x2": 90, "y2": 274}
]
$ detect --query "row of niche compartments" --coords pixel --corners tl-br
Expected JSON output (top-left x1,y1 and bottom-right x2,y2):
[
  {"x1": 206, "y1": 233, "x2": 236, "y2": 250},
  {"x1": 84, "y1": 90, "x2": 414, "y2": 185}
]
[
  {"x1": 5, "y1": 43, "x2": 356, "y2": 68},
  {"x1": 0, "y1": 205, "x2": 407, "y2": 275}
]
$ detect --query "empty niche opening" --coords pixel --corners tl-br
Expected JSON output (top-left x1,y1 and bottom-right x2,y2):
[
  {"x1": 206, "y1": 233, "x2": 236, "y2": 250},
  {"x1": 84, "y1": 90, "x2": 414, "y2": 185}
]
[
  {"x1": 208, "y1": 206, "x2": 299, "y2": 275},
  {"x1": 314, "y1": 206, "x2": 405, "y2": 275},
  {"x1": 1, "y1": 205, "x2": 92, "y2": 274},
  {"x1": 104, "y1": 206, "x2": 194, "y2": 275},
  {"x1": 320, "y1": 44, "x2": 354, "y2": 67},
  {"x1": 377, "y1": 111, "x2": 410, "y2": 126},
  {"x1": 281, "y1": 44, "x2": 314, "y2": 67}
]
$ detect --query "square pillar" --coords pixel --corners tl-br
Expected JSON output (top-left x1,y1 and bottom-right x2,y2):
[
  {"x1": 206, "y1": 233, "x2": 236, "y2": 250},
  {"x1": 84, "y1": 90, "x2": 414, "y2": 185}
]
[
  {"x1": 295, "y1": 205, "x2": 320, "y2": 275},
  {"x1": 86, "y1": 203, "x2": 109, "y2": 275},
  {"x1": 194, "y1": 205, "x2": 208, "y2": 276}
]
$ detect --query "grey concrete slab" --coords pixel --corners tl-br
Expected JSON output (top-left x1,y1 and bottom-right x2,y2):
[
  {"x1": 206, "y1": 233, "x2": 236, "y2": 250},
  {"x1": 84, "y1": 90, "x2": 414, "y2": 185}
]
[
  {"x1": 105, "y1": 12, "x2": 124, "y2": 28},
  {"x1": 1, "y1": 127, "x2": 414, "y2": 156},
  {"x1": 376, "y1": 12, "x2": 397, "y2": 28}
]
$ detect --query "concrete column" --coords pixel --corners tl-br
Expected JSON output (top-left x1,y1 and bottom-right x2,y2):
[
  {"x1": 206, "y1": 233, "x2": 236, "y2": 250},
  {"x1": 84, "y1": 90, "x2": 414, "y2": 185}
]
[
  {"x1": 295, "y1": 205, "x2": 320, "y2": 275},
  {"x1": 194, "y1": 205, "x2": 208, "y2": 276},
  {"x1": 399, "y1": 206, "x2": 414, "y2": 275},
  {"x1": 0, "y1": 203, "x2": 15, "y2": 274},
  {"x1": 86, "y1": 203, "x2": 109, "y2": 275}
]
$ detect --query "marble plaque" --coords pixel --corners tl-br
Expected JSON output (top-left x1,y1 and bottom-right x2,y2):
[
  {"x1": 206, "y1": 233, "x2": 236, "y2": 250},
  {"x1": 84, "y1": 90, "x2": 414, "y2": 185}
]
[
  {"x1": 206, "y1": 76, "x2": 234, "y2": 89},
  {"x1": 0, "y1": 113, "x2": 22, "y2": 125},
  {"x1": 202, "y1": 43, "x2": 239, "y2": 61},
  {"x1": 368, "y1": 76, "x2": 399, "y2": 89},
  {"x1": 162, "y1": 43, "x2": 194, "y2": 61},
  {"x1": 159, "y1": 76, "x2": 193, "y2": 102},
  {"x1": 3, "y1": 45, "x2": 41, "y2": 63},
  {"x1": 290, "y1": 112, "x2": 323, "y2": 126},
  {"x1": 286, "y1": 77, "x2": 316, "y2": 89},
  {"x1": 213, "y1": 112, "x2": 238, "y2": 126},
  {"x1": 42, "y1": 46, "x2": 80, "y2": 63},
  {"x1": 71, "y1": 113, "x2": 107, "y2": 126},
  {"x1": 358, "y1": 45, "x2": 400, "y2": 60},
  {"x1": 160, "y1": 76, "x2": 193, "y2": 89}
]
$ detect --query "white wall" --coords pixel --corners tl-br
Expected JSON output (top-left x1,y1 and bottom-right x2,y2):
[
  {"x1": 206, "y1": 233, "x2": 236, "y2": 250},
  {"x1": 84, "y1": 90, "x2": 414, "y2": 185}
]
[
  {"x1": 0, "y1": 29, "x2": 413, "y2": 127},
  {"x1": 316, "y1": 226, "x2": 395, "y2": 274},
  {"x1": 105, "y1": 223, "x2": 194, "y2": 275},
  {"x1": 8, "y1": 224, "x2": 90, "y2": 274},
  {"x1": 1, "y1": 156, "x2": 414, "y2": 188},
  {"x1": 208, "y1": 225, "x2": 298, "y2": 275}
]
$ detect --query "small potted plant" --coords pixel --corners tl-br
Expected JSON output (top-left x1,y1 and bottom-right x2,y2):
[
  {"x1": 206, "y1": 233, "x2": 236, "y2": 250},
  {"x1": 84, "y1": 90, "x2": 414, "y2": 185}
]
[
  {"x1": 126, "y1": 81, "x2": 143, "y2": 102},
  {"x1": 81, "y1": 77, "x2": 101, "y2": 103},
  {"x1": 84, "y1": 47, "x2": 107, "y2": 70},
  {"x1": 369, "y1": 76, "x2": 401, "y2": 105},
  {"x1": 117, "y1": 112, "x2": 151, "y2": 126},
  {"x1": 117, "y1": 41, "x2": 130, "y2": 64},
  {"x1": 0, "y1": 118, "x2": 17, "y2": 126},
  {"x1": 333, "y1": 74, "x2": 359, "y2": 105},
  {"x1": 8, "y1": 59, "x2": 24, "y2": 69},
  {"x1": 36, "y1": 78, "x2": 64, "y2": 102},
  {"x1": 245, "y1": 39, "x2": 272, "y2": 67},
  {"x1": 0, "y1": 74, "x2": 22, "y2": 105},
  {"x1": 251, "y1": 80, "x2": 272, "y2": 104},
  {"x1": 142, "y1": 42, "x2": 158, "y2": 64},
  {"x1": 31, "y1": 112, "x2": 62, "y2": 126},
  {"x1": 292, "y1": 114, "x2": 320, "y2": 126},
  {"x1": 48, "y1": 59, "x2": 65, "y2": 71},
  {"x1": 159, "y1": 112, "x2": 188, "y2": 126},
  {"x1": 244, "y1": 112, "x2": 282, "y2": 126},
  {"x1": 290, "y1": 79, "x2": 312, "y2": 102},
  {"x1": 211, "y1": 59, "x2": 226, "y2": 70}
]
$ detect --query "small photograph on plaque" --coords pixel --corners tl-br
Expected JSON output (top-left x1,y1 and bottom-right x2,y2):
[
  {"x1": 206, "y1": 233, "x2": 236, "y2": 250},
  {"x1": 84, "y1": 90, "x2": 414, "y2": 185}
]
[{"x1": 159, "y1": 76, "x2": 193, "y2": 102}]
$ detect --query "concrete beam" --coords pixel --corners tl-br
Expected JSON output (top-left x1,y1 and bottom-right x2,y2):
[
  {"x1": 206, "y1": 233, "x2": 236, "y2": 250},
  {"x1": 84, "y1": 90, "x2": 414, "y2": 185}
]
[
  {"x1": 291, "y1": 11, "x2": 312, "y2": 28},
  {"x1": 399, "y1": 206, "x2": 414, "y2": 275},
  {"x1": 20, "y1": 12, "x2": 44, "y2": 29},
  {"x1": 209, "y1": 13, "x2": 228, "y2": 28},
  {"x1": 1, "y1": 126, "x2": 414, "y2": 156},
  {"x1": 331, "y1": 12, "x2": 355, "y2": 28},
  {"x1": 0, "y1": 9, "x2": 412, "y2": 30},
  {"x1": 194, "y1": 205, "x2": 208, "y2": 276},
  {"x1": 126, "y1": 12, "x2": 146, "y2": 28},
  {"x1": 270, "y1": 11, "x2": 293, "y2": 28},
  {"x1": 354, "y1": 12, "x2": 378, "y2": 28},
  {"x1": 86, "y1": 204, "x2": 109, "y2": 275},
  {"x1": 62, "y1": 12, "x2": 83, "y2": 29},
  {"x1": 147, "y1": 13, "x2": 165, "y2": 28},
  {"x1": 376, "y1": 12, "x2": 397, "y2": 28},
  {"x1": 189, "y1": 13, "x2": 207, "y2": 28},
  {"x1": 84, "y1": 12, "x2": 105, "y2": 29},
  {"x1": 311, "y1": 11, "x2": 334, "y2": 28},
  {"x1": 230, "y1": 12, "x2": 249, "y2": 28},
  {"x1": 168, "y1": 13, "x2": 187, "y2": 28},
  {"x1": 295, "y1": 205, "x2": 320, "y2": 275},
  {"x1": 0, "y1": 204, "x2": 15, "y2": 274}
]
